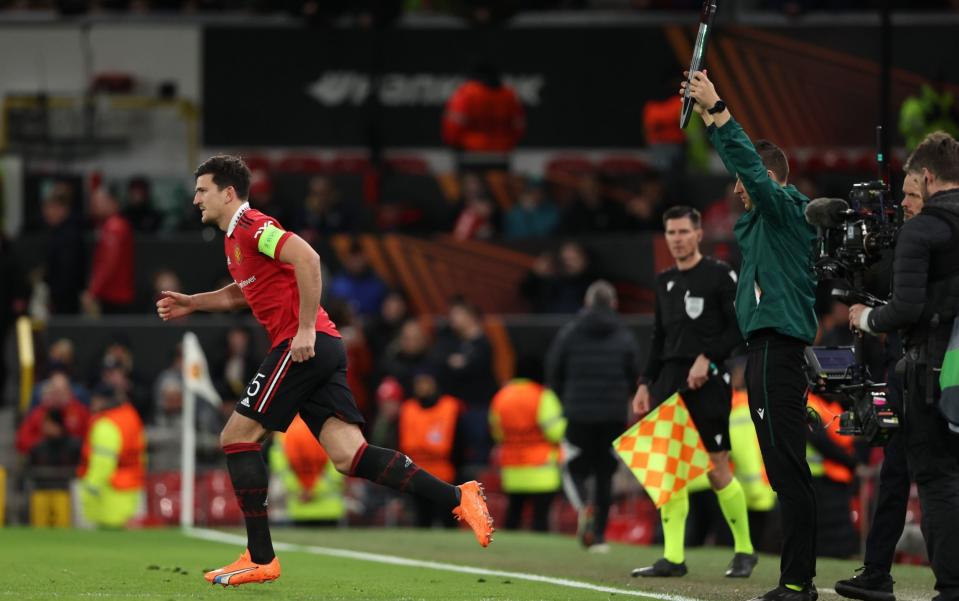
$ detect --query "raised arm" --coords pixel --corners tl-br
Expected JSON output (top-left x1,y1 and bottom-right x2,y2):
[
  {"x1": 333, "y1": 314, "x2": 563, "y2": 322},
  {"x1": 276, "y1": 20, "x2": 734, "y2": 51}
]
[
  {"x1": 156, "y1": 283, "x2": 247, "y2": 320},
  {"x1": 683, "y1": 70, "x2": 797, "y2": 224}
]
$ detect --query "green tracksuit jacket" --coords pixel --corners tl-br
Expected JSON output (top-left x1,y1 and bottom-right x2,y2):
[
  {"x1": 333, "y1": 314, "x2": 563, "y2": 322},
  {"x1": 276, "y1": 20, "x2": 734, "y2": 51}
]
[{"x1": 707, "y1": 118, "x2": 818, "y2": 344}]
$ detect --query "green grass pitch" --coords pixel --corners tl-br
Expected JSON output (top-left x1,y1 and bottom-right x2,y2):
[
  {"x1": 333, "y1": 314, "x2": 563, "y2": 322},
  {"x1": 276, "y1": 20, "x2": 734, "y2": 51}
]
[{"x1": 0, "y1": 527, "x2": 938, "y2": 601}]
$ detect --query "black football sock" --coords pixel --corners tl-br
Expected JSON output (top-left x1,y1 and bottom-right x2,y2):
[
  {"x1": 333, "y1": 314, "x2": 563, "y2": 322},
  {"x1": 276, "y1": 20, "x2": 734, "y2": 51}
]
[
  {"x1": 224, "y1": 442, "x2": 275, "y2": 564},
  {"x1": 349, "y1": 442, "x2": 460, "y2": 510}
]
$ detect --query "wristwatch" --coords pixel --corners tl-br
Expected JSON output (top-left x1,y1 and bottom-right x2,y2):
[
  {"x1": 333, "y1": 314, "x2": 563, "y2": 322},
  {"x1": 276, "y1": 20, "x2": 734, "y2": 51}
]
[{"x1": 707, "y1": 99, "x2": 727, "y2": 115}]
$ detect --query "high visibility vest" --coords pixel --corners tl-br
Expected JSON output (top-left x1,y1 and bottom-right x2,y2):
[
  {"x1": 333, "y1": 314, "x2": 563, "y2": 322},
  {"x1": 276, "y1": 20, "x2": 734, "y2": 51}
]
[
  {"x1": 78, "y1": 402, "x2": 145, "y2": 491},
  {"x1": 399, "y1": 395, "x2": 460, "y2": 484},
  {"x1": 270, "y1": 415, "x2": 345, "y2": 522},
  {"x1": 728, "y1": 390, "x2": 776, "y2": 511},
  {"x1": 805, "y1": 393, "x2": 854, "y2": 484},
  {"x1": 643, "y1": 96, "x2": 686, "y2": 146},
  {"x1": 489, "y1": 379, "x2": 565, "y2": 494}
]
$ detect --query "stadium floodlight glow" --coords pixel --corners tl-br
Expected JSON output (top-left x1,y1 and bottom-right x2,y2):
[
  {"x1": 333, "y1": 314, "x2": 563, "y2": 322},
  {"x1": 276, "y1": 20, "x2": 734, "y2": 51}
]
[{"x1": 680, "y1": 0, "x2": 718, "y2": 129}]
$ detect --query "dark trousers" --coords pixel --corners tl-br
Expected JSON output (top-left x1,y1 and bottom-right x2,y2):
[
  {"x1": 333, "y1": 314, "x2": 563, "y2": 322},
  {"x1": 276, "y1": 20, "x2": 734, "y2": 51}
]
[
  {"x1": 746, "y1": 332, "x2": 817, "y2": 587},
  {"x1": 903, "y1": 361, "x2": 959, "y2": 601},
  {"x1": 505, "y1": 492, "x2": 554, "y2": 532},
  {"x1": 563, "y1": 420, "x2": 623, "y2": 544},
  {"x1": 863, "y1": 378, "x2": 911, "y2": 574}
]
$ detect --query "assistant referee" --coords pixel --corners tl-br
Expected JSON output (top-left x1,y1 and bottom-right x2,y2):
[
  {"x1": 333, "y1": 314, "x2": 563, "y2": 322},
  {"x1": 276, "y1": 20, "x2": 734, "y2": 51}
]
[
  {"x1": 684, "y1": 71, "x2": 819, "y2": 601},
  {"x1": 631, "y1": 206, "x2": 757, "y2": 580}
]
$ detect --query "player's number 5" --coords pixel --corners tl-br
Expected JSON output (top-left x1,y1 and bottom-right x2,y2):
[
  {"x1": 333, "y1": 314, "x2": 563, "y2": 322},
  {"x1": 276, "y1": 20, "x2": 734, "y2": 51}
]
[{"x1": 246, "y1": 372, "x2": 266, "y2": 398}]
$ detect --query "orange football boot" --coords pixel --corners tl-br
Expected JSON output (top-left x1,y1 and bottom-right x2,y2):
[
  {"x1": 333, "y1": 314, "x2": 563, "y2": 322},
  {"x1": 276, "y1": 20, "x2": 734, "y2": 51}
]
[
  {"x1": 452, "y1": 481, "x2": 494, "y2": 547},
  {"x1": 204, "y1": 549, "x2": 281, "y2": 586}
]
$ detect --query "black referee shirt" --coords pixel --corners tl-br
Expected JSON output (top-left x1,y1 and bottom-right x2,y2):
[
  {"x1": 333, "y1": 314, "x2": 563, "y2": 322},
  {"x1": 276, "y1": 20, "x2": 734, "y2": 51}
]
[{"x1": 643, "y1": 256, "x2": 743, "y2": 383}]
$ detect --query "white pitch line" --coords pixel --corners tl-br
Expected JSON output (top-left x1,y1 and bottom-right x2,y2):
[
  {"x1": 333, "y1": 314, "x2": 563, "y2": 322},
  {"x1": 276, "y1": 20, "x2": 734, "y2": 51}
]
[{"x1": 185, "y1": 527, "x2": 703, "y2": 601}]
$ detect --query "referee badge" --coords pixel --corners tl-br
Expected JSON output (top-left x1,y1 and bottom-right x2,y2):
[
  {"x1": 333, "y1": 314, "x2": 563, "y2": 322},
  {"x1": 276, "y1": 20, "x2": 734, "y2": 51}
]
[{"x1": 685, "y1": 294, "x2": 704, "y2": 319}]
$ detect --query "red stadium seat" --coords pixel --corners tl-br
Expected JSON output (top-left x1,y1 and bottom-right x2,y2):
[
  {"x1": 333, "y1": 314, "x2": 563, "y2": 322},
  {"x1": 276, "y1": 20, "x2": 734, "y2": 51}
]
[{"x1": 275, "y1": 154, "x2": 327, "y2": 174}]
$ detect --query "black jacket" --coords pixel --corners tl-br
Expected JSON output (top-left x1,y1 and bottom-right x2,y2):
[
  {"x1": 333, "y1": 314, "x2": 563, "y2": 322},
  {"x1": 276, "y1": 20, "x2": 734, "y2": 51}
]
[
  {"x1": 867, "y1": 188, "x2": 959, "y2": 359},
  {"x1": 545, "y1": 306, "x2": 640, "y2": 423}
]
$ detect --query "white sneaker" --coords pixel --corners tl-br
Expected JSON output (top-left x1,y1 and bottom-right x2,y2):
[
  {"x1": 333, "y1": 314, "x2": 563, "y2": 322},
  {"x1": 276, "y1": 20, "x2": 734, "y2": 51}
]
[{"x1": 587, "y1": 543, "x2": 610, "y2": 554}]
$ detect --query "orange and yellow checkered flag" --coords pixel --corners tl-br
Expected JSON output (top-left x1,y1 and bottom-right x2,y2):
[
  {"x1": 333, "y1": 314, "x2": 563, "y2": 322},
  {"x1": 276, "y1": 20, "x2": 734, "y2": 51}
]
[{"x1": 613, "y1": 392, "x2": 713, "y2": 508}]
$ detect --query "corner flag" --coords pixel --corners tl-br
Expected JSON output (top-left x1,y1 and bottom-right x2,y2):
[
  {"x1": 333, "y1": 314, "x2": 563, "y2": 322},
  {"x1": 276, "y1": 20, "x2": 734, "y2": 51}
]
[
  {"x1": 613, "y1": 392, "x2": 712, "y2": 508},
  {"x1": 180, "y1": 332, "x2": 221, "y2": 528}
]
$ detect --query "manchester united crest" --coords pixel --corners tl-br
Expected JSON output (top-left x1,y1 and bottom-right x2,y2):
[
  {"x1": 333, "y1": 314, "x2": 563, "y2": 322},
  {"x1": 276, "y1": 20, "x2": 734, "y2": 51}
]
[{"x1": 233, "y1": 244, "x2": 243, "y2": 264}]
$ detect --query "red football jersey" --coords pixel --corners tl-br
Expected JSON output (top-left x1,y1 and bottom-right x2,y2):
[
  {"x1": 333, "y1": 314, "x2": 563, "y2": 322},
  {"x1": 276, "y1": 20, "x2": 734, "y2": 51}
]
[{"x1": 225, "y1": 204, "x2": 339, "y2": 347}]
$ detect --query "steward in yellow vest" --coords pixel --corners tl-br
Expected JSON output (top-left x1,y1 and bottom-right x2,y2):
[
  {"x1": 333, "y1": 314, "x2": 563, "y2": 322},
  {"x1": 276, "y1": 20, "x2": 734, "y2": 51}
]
[
  {"x1": 489, "y1": 378, "x2": 566, "y2": 532},
  {"x1": 269, "y1": 414, "x2": 345, "y2": 526},
  {"x1": 77, "y1": 385, "x2": 146, "y2": 528},
  {"x1": 398, "y1": 371, "x2": 463, "y2": 528}
]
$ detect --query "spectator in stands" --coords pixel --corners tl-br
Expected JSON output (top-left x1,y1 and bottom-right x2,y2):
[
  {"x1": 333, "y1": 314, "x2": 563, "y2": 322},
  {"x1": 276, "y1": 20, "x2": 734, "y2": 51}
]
[
  {"x1": 150, "y1": 267, "x2": 183, "y2": 311},
  {"x1": 521, "y1": 242, "x2": 596, "y2": 314},
  {"x1": 78, "y1": 384, "x2": 146, "y2": 529},
  {"x1": 552, "y1": 242, "x2": 596, "y2": 313},
  {"x1": 329, "y1": 241, "x2": 389, "y2": 320},
  {"x1": 520, "y1": 251, "x2": 561, "y2": 313},
  {"x1": 40, "y1": 184, "x2": 85, "y2": 315},
  {"x1": 327, "y1": 299, "x2": 374, "y2": 420},
  {"x1": 97, "y1": 341, "x2": 150, "y2": 421},
  {"x1": 433, "y1": 298, "x2": 498, "y2": 466},
  {"x1": 300, "y1": 175, "x2": 358, "y2": 240},
  {"x1": 624, "y1": 172, "x2": 666, "y2": 231},
  {"x1": 442, "y1": 60, "x2": 525, "y2": 172},
  {"x1": 504, "y1": 176, "x2": 560, "y2": 239},
  {"x1": 27, "y1": 408, "x2": 83, "y2": 490},
  {"x1": 217, "y1": 326, "x2": 257, "y2": 399},
  {"x1": 399, "y1": 369, "x2": 465, "y2": 528},
  {"x1": 147, "y1": 374, "x2": 222, "y2": 471},
  {"x1": 16, "y1": 372, "x2": 91, "y2": 455},
  {"x1": 561, "y1": 172, "x2": 626, "y2": 234},
  {"x1": 365, "y1": 290, "x2": 411, "y2": 365},
  {"x1": 379, "y1": 318, "x2": 432, "y2": 394},
  {"x1": 123, "y1": 176, "x2": 162, "y2": 233},
  {"x1": 545, "y1": 280, "x2": 640, "y2": 552},
  {"x1": 369, "y1": 376, "x2": 405, "y2": 450},
  {"x1": 30, "y1": 339, "x2": 91, "y2": 408},
  {"x1": 452, "y1": 172, "x2": 499, "y2": 240},
  {"x1": 83, "y1": 187, "x2": 135, "y2": 315}
]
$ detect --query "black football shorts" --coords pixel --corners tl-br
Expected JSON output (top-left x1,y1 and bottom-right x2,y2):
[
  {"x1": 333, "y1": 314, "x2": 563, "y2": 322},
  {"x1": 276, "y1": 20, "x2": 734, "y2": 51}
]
[
  {"x1": 235, "y1": 332, "x2": 365, "y2": 434},
  {"x1": 649, "y1": 360, "x2": 733, "y2": 453}
]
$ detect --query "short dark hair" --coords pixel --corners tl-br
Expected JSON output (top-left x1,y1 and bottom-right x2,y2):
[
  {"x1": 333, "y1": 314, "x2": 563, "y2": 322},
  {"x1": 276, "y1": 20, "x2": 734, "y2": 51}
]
[
  {"x1": 194, "y1": 155, "x2": 252, "y2": 199},
  {"x1": 904, "y1": 131, "x2": 959, "y2": 183},
  {"x1": 754, "y1": 139, "x2": 789, "y2": 183},
  {"x1": 662, "y1": 205, "x2": 702, "y2": 228}
]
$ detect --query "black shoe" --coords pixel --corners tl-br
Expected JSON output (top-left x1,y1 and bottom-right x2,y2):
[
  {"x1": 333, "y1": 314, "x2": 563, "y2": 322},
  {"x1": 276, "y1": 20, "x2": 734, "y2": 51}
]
[
  {"x1": 631, "y1": 558, "x2": 688, "y2": 578},
  {"x1": 747, "y1": 584, "x2": 818, "y2": 601},
  {"x1": 834, "y1": 566, "x2": 895, "y2": 601},
  {"x1": 726, "y1": 552, "x2": 759, "y2": 578}
]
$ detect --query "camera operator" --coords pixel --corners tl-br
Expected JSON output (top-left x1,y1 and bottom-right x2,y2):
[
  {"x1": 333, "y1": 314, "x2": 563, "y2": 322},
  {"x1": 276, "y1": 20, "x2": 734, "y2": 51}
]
[
  {"x1": 684, "y1": 70, "x2": 819, "y2": 601},
  {"x1": 833, "y1": 171, "x2": 924, "y2": 601},
  {"x1": 848, "y1": 131, "x2": 959, "y2": 601}
]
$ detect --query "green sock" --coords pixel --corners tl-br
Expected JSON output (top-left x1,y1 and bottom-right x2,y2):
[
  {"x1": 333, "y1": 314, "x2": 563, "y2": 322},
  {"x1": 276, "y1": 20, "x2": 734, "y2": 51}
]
[
  {"x1": 660, "y1": 487, "x2": 688, "y2": 564},
  {"x1": 784, "y1": 584, "x2": 803, "y2": 592},
  {"x1": 715, "y1": 478, "x2": 754, "y2": 555}
]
